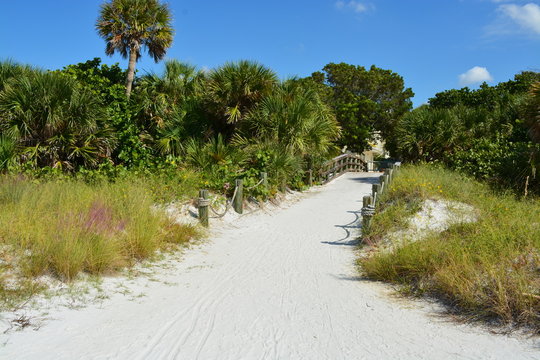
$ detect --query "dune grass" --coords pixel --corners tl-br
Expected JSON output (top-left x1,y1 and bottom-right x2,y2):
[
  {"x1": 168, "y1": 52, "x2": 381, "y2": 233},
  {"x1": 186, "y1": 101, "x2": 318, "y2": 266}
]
[
  {"x1": 360, "y1": 164, "x2": 540, "y2": 332},
  {"x1": 0, "y1": 174, "x2": 201, "y2": 310}
]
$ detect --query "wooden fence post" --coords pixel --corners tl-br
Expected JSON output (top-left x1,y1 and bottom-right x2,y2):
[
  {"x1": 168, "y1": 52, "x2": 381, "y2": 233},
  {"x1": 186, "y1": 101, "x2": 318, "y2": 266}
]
[
  {"x1": 307, "y1": 169, "x2": 313, "y2": 187},
  {"x1": 261, "y1": 172, "x2": 268, "y2": 192},
  {"x1": 233, "y1": 179, "x2": 243, "y2": 214},
  {"x1": 372, "y1": 183, "x2": 381, "y2": 204},
  {"x1": 198, "y1": 189, "x2": 209, "y2": 227},
  {"x1": 362, "y1": 195, "x2": 375, "y2": 232}
]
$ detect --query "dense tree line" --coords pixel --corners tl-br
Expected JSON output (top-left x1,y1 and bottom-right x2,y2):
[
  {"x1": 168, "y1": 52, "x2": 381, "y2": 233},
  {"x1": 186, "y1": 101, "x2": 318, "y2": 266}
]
[
  {"x1": 0, "y1": 0, "x2": 419, "y2": 193},
  {"x1": 0, "y1": 58, "x2": 341, "y2": 187},
  {"x1": 391, "y1": 73, "x2": 540, "y2": 194},
  {"x1": 13, "y1": 0, "x2": 540, "y2": 197}
]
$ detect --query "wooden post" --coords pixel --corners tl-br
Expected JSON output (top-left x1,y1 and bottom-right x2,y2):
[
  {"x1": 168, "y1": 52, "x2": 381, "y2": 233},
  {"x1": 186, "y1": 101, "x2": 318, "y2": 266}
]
[
  {"x1": 261, "y1": 172, "x2": 268, "y2": 199},
  {"x1": 362, "y1": 195, "x2": 374, "y2": 232},
  {"x1": 233, "y1": 179, "x2": 243, "y2": 214},
  {"x1": 373, "y1": 183, "x2": 381, "y2": 204},
  {"x1": 261, "y1": 172, "x2": 268, "y2": 191},
  {"x1": 379, "y1": 175, "x2": 385, "y2": 194},
  {"x1": 384, "y1": 174, "x2": 390, "y2": 194},
  {"x1": 372, "y1": 183, "x2": 378, "y2": 199},
  {"x1": 198, "y1": 189, "x2": 209, "y2": 227},
  {"x1": 307, "y1": 169, "x2": 313, "y2": 187}
]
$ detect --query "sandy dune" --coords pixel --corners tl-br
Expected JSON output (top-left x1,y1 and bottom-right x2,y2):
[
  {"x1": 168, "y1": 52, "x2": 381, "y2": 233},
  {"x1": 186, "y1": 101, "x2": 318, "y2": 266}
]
[{"x1": 1, "y1": 172, "x2": 538, "y2": 359}]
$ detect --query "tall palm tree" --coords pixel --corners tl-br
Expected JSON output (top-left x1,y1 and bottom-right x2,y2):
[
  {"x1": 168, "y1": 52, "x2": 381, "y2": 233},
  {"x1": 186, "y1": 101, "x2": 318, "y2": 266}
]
[{"x1": 96, "y1": 0, "x2": 174, "y2": 97}]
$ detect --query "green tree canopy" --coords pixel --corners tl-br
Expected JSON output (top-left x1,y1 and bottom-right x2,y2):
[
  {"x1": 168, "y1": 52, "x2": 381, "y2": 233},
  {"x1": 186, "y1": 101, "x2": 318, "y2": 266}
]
[
  {"x1": 429, "y1": 71, "x2": 540, "y2": 110},
  {"x1": 305, "y1": 63, "x2": 414, "y2": 152}
]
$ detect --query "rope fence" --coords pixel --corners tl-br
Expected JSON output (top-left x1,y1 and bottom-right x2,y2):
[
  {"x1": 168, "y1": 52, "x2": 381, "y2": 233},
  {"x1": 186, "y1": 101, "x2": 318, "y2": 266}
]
[
  {"x1": 196, "y1": 153, "x2": 391, "y2": 228},
  {"x1": 207, "y1": 185, "x2": 240, "y2": 219}
]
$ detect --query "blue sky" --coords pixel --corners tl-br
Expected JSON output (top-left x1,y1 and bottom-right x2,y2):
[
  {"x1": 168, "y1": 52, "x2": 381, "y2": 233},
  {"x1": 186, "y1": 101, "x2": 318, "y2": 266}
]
[{"x1": 1, "y1": 0, "x2": 539, "y2": 106}]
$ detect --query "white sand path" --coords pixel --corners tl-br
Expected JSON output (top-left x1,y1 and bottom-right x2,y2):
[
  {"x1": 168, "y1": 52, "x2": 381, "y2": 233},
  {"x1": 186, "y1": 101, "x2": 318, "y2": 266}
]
[{"x1": 1, "y1": 172, "x2": 539, "y2": 359}]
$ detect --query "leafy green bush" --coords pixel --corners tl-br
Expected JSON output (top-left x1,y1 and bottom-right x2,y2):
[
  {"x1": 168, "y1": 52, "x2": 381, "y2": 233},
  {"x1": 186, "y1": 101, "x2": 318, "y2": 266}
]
[
  {"x1": 0, "y1": 69, "x2": 115, "y2": 170},
  {"x1": 393, "y1": 85, "x2": 538, "y2": 195}
]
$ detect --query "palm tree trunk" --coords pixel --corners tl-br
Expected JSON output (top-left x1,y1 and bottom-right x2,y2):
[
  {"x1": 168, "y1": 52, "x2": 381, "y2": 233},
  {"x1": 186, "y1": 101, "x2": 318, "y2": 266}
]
[{"x1": 126, "y1": 48, "x2": 138, "y2": 98}]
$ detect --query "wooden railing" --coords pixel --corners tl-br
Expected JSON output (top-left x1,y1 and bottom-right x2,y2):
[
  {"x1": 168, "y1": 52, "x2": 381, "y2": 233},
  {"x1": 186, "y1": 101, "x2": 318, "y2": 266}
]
[{"x1": 316, "y1": 153, "x2": 367, "y2": 184}]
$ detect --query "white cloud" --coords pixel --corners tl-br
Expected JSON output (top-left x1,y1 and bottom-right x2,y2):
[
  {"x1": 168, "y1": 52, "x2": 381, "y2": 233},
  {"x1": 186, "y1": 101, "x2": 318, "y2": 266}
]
[
  {"x1": 335, "y1": 1, "x2": 371, "y2": 14},
  {"x1": 458, "y1": 66, "x2": 494, "y2": 86},
  {"x1": 499, "y1": 3, "x2": 540, "y2": 35}
]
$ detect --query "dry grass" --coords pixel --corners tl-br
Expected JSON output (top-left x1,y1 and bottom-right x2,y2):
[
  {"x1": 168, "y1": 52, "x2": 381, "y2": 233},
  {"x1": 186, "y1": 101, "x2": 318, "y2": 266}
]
[
  {"x1": 359, "y1": 164, "x2": 540, "y2": 332},
  {"x1": 0, "y1": 175, "x2": 200, "y2": 310}
]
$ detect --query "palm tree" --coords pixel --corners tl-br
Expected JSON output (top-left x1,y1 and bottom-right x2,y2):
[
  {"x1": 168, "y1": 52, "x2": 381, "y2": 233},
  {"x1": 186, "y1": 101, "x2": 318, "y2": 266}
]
[
  {"x1": 96, "y1": 0, "x2": 174, "y2": 97},
  {"x1": 0, "y1": 59, "x2": 33, "y2": 92},
  {"x1": 394, "y1": 107, "x2": 465, "y2": 162},
  {"x1": 133, "y1": 60, "x2": 207, "y2": 155},
  {"x1": 207, "y1": 60, "x2": 278, "y2": 135},
  {"x1": 241, "y1": 81, "x2": 341, "y2": 156},
  {"x1": 527, "y1": 82, "x2": 540, "y2": 143},
  {"x1": 0, "y1": 135, "x2": 17, "y2": 172},
  {"x1": 136, "y1": 60, "x2": 205, "y2": 128},
  {"x1": 0, "y1": 70, "x2": 115, "y2": 170}
]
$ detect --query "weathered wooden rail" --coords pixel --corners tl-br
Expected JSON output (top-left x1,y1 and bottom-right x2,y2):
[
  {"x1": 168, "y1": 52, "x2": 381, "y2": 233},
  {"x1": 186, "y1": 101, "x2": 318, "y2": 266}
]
[{"x1": 317, "y1": 153, "x2": 367, "y2": 184}]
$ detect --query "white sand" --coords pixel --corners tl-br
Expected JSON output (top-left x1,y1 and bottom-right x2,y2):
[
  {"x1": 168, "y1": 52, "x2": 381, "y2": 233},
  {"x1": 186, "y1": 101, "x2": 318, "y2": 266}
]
[
  {"x1": 1, "y1": 172, "x2": 538, "y2": 359},
  {"x1": 376, "y1": 199, "x2": 477, "y2": 253}
]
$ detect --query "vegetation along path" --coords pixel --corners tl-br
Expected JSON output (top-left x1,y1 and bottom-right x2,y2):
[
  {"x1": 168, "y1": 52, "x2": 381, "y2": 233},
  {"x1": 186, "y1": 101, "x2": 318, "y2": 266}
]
[{"x1": 2, "y1": 173, "x2": 538, "y2": 359}]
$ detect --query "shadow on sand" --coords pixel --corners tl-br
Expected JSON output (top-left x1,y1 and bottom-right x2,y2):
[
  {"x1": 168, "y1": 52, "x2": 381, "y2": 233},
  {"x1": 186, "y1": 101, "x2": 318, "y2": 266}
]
[
  {"x1": 322, "y1": 210, "x2": 362, "y2": 246},
  {"x1": 323, "y1": 173, "x2": 380, "y2": 246}
]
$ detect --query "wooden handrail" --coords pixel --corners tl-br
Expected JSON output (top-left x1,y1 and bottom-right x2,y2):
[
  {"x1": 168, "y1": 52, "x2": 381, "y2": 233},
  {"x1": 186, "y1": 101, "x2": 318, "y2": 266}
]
[{"x1": 315, "y1": 153, "x2": 367, "y2": 184}]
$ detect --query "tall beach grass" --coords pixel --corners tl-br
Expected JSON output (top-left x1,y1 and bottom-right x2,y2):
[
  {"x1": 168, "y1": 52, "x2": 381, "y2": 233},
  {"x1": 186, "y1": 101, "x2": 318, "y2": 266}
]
[
  {"x1": 360, "y1": 164, "x2": 540, "y2": 331},
  {"x1": 0, "y1": 175, "x2": 200, "y2": 309}
]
